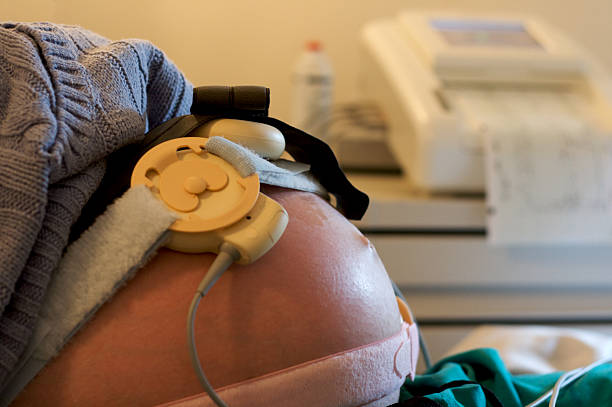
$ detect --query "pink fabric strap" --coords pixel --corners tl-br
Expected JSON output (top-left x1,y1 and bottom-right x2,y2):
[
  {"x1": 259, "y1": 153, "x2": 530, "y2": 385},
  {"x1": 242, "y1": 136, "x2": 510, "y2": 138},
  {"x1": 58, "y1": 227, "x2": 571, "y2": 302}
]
[{"x1": 158, "y1": 322, "x2": 417, "y2": 407}]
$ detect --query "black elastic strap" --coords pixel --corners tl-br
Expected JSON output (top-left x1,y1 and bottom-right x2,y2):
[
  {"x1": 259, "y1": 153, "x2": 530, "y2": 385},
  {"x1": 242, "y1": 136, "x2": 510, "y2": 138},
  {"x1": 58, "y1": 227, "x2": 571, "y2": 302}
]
[
  {"x1": 187, "y1": 86, "x2": 368, "y2": 220},
  {"x1": 257, "y1": 116, "x2": 369, "y2": 220}
]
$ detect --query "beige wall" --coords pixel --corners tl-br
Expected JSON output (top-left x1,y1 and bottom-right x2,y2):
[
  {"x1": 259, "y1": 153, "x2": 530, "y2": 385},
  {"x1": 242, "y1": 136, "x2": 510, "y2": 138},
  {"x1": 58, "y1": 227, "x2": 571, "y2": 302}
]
[{"x1": 2, "y1": 1, "x2": 611, "y2": 121}]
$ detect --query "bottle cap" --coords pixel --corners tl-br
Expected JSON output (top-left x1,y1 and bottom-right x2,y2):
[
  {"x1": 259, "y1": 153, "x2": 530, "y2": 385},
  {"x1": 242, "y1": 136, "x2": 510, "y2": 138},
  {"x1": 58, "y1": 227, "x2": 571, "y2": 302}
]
[{"x1": 306, "y1": 40, "x2": 322, "y2": 51}]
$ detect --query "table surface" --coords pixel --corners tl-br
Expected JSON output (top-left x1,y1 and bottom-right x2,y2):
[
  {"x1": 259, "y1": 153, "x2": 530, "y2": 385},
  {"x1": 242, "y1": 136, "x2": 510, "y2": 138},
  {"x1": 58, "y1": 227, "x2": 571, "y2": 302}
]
[
  {"x1": 348, "y1": 173, "x2": 486, "y2": 230},
  {"x1": 347, "y1": 172, "x2": 612, "y2": 322}
]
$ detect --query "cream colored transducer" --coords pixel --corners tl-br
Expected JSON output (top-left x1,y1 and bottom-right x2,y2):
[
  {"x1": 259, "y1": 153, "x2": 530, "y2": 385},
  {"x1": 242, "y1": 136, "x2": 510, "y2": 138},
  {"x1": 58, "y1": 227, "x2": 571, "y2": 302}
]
[{"x1": 131, "y1": 130, "x2": 288, "y2": 263}]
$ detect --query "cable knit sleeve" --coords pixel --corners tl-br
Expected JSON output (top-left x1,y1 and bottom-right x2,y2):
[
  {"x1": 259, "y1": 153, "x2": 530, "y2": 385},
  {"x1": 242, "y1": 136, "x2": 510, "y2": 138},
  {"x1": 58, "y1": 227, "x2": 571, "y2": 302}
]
[{"x1": 0, "y1": 22, "x2": 192, "y2": 386}]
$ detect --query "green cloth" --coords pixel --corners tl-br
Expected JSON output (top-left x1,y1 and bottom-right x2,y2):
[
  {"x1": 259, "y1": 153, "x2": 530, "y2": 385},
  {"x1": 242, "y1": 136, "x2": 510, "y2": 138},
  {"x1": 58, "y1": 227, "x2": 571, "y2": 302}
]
[{"x1": 395, "y1": 348, "x2": 612, "y2": 406}]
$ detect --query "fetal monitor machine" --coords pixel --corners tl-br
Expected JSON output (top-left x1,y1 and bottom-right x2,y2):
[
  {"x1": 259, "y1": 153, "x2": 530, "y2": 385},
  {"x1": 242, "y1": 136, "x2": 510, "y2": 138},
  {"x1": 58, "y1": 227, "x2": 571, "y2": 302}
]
[{"x1": 361, "y1": 12, "x2": 612, "y2": 192}]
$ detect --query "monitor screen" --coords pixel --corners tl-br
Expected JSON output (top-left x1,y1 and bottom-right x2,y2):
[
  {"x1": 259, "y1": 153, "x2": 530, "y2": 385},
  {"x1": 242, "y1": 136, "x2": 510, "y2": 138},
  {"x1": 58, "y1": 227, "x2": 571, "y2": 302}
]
[{"x1": 430, "y1": 19, "x2": 543, "y2": 49}]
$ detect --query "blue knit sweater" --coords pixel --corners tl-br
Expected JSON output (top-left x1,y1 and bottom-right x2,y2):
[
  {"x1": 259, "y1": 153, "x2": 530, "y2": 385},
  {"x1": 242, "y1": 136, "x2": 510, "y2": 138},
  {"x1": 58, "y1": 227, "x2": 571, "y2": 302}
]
[{"x1": 0, "y1": 22, "x2": 192, "y2": 384}]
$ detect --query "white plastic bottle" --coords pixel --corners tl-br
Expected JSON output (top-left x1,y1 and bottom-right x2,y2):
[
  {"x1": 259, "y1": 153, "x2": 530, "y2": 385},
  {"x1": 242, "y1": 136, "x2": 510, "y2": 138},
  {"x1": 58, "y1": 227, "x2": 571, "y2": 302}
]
[{"x1": 291, "y1": 41, "x2": 334, "y2": 140}]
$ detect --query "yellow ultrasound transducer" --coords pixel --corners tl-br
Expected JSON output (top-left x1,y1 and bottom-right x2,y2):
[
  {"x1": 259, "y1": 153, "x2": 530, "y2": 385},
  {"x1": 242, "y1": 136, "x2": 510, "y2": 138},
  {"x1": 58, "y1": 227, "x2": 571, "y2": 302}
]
[{"x1": 131, "y1": 136, "x2": 288, "y2": 264}]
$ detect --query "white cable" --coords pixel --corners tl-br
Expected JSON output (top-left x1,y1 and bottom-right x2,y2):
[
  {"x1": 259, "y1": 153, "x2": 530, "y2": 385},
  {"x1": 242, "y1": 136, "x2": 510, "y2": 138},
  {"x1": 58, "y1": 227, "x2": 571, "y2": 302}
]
[
  {"x1": 187, "y1": 243, "x2": 241, "y2": 407},
  {"x1": 524, "y1": 386, "x2": 552, "y2": 406},
  {"x1": 548, "y1": 356, "x2": 612, "y2": 407},
  {"x1": 548, "y1": 369, "x2": 577, "y2": 407},
  {"x1": 524, "y1": 356, "x2": 612, "y2": 407}
]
